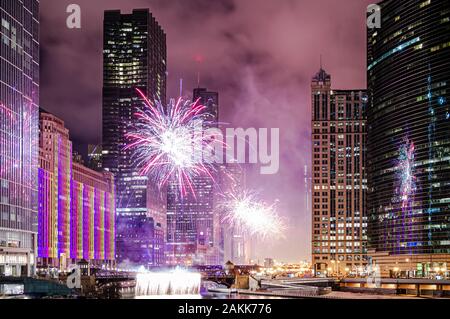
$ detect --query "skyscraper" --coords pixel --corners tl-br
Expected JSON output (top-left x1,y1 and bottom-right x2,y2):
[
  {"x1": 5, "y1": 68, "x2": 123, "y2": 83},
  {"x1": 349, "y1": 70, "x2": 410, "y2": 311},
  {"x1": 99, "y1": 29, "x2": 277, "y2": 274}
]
[
  {"x1": 367, "y1": 0, "x2": 450, "y2": 277},
  {"x1": 221, "y1": 162, "x2": 250, "y2": 265},
  {"x1": 0, "y1": 0, "x2": 39, "y2": 277},
  {"x1": 102, "y1": 9, "x2": 167, "y2": 265},
  {"x1": 166, "y1": 88, "x2": 220, "y2": 266},
  {"x1": 311, "y1": 68, "x2": 368, "y2": 276}
]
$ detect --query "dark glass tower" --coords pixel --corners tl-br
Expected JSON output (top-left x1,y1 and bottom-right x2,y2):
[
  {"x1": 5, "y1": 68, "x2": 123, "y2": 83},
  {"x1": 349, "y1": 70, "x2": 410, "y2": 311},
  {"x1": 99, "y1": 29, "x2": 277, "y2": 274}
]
[
  {"x1": 166, "y1": 88, "x2": 220, "y2": 266},
  {"x1": 0, "y1": 0, "x2": 39, "y2": 277},
  {"x1": 102, "y1": 9, "x2": 167, "y2": 265},
  {"x1": 367, "y1": 0, "x2": 450, "y2": 277}
]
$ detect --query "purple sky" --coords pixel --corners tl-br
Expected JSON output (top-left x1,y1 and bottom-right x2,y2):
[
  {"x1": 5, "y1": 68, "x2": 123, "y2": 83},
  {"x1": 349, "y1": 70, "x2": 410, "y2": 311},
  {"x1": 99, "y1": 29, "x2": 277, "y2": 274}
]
[{"x1": 40, "y1": 0, "x2": 373, "y2": 262}]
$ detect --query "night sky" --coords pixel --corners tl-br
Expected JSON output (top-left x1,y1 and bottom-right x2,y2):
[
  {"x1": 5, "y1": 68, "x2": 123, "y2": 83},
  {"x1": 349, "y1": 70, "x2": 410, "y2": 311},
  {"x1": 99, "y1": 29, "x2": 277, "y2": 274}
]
[{"x1": 40, "y1": 0, "x2": 373, "y2": 262}]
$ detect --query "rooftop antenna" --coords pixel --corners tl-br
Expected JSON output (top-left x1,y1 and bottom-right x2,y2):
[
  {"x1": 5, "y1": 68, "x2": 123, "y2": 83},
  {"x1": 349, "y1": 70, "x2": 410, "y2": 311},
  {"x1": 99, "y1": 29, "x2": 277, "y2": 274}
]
[
  {"x1": 320, "y1": 54, "x2": 323, "y2": 69},
  {"x1": 194, "y1": 55, "x2": 202, "y2": 88}
]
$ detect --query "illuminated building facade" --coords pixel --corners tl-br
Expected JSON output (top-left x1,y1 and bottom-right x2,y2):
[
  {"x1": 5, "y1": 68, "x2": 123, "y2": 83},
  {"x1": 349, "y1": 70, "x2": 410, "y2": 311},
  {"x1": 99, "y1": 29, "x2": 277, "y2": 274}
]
[
  {"x1": 116, "y1": 214, "x2": 164, "y2": 267},
  {"x1": 38, "y1": 111, "x2": 115, "y2": 269},
  {"x1": 102, "y1": 9, "x2": 167, "y2": 264},
  {"x1": 166, "y1": 88, "x2": 220, "y2": 266},
  {"x1": 0, "y1": 0, "x2": 40, "y2": 277},
  {"x1": 311, "y1": 68, "x2": 368, "y2": 275},
  {"x1": 367, "y1": 0, "x2": 450, "y2": 277}
]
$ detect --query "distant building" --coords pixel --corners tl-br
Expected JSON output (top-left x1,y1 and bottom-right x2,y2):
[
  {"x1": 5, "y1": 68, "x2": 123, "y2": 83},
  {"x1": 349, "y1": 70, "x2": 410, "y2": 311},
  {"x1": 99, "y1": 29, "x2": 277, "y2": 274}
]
[
  {"x1": 310, "y1": 68, "x2": 368, "y2": 276},
  {"x1": 37, "y1": 111, "x2": 116, "y2": 270},
  {"x1": 115, "y1": 214, "x2": 164, "y2": 268},
  {"x1": 367, "y1": 0, "x2": 450, "y2": 277},
  {"x1": 221, "y1": 162, "x2": 250, "y2": 265},
  {"x1": 264, "y1": 258, "x2": 275, "y2": 269},
  {"x1": 87, "y1": 145, "x2": 103, "y2": 171},
  {"x1": 102, "y1": 9, "x2": 167, "y2": 265},
  {"x1": 0, "y1": 0, "x2": 40, "y2": 277}
]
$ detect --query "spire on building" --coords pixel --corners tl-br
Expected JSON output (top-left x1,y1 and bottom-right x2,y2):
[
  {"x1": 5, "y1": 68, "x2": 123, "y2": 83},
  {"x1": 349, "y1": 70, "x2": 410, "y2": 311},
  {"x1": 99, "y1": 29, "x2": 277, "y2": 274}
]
[{"x1": 312, "y1": 55, "x2": 331, "y2": 83}]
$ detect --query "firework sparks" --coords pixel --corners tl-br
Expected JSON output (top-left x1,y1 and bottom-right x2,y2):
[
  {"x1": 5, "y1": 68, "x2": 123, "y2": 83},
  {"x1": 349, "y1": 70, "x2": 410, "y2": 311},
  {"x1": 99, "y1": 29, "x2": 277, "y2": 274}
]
[
  {"x1": 125, "y1": 89, "x2": 217, "y2": 197},
  {"x1": 221, "y1": 191, "x2": 285, "y2": 240},
  {"x1": 397, "y1": 138, "x2": 416, "y2": 209}
]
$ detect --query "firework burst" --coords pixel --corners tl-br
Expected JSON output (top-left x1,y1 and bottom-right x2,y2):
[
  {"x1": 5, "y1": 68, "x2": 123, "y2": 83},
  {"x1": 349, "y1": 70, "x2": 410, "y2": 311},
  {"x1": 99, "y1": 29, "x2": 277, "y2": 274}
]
[
  {"x1": 397, "y1": 138, "x2": 416, "y2": 209},
  {"x1": 125, "y1": 89, "x2": 217, "y2": 197},
  {"x1": 221, "y1": 191, "x2": 285, "y2": 240}
]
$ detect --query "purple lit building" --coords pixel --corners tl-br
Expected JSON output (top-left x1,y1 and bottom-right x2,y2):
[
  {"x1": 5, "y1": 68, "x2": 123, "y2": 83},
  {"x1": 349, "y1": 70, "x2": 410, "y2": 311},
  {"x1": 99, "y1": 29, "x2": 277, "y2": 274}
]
[
  {"x1": 0, "y1": 0, "x2": 40, "y2": 277},
  {"x1": 37, "y1": 110, "x2": 116, "y2": 270}
]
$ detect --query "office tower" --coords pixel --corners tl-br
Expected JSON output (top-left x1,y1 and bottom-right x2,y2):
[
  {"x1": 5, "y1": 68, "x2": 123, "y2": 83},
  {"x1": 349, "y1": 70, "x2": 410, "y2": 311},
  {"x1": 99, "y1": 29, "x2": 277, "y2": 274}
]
[
  {"x1": 311, "y1": 68, "x2": 368, "y2": 276},
  {"x1": 146, "y1": 183, "x2": 166, "y2": 266},
  {"x1": 0, "y1": 0, "x2": 39, "y2": 277},
  {"x1": 38, "y1": 110, "x2": 116, "y2": 270},
  {"x1": 166, "y1": 88, "x2": 220, "y2": 266},
  {"x1": 115, "y1": 214, "x2": 164, "y2": 268},
  {"x1": 221, "y1": 162, "x2": 250, "y2": 265},
  {"x1": 367, "y1": 0, "x2": 450, "y2": 277},
  {"x1": 102, "y1": 9, "x2": 167, "y2": 265}
]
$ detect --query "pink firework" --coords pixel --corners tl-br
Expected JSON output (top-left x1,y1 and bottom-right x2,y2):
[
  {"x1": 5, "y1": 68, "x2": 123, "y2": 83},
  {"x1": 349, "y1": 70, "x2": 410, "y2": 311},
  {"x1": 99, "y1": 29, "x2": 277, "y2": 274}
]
[{"x1": 125, "y1": 89, "x2": 218, "y2": 197}]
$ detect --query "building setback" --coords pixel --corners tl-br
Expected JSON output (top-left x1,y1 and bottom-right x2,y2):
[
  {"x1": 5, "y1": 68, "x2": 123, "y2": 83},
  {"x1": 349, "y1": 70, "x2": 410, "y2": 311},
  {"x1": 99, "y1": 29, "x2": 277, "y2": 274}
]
[
  {"x1": 0, "y1": 0, "x2": 40, "y2": 277},
  {"x1": 38, "y1": 111, "x2": 115, "y2": 269},
  {"x1": 367, "y1": 0, "x2": 450, "y2": 277},
  {"x1": 102, "y1": 9, "x2": 167, "y2": 265},
  {"x1": 311, "y1": 68, "x2": 368, "y2": 276}
]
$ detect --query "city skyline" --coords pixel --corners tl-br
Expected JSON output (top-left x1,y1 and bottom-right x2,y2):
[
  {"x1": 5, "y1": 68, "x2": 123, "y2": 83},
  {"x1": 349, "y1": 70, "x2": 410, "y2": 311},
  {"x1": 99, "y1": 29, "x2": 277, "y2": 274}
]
[
  {"x1": 39, "y1": 0, "x2": 373, "y2": 262},
  {"x1": 2, "y1": 0, "x2": 450, "y2": 303}
]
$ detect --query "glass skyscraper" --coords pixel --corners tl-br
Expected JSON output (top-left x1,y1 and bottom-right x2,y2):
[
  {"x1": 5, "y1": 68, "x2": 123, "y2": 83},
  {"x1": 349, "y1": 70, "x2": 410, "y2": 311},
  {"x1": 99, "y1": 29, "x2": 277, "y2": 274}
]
[
  {"x1": 367, "y1": 0, "x2": 450, "y2": 277},
  {"x1": 0, "y1": 0, "x2": 39, "y2": 277},
  {"x1": 102, "y1": 9, "x2": 167, "y2": 265},
  {"x1": 166, "y1": 88, "x2": 221, "y2": 266}
]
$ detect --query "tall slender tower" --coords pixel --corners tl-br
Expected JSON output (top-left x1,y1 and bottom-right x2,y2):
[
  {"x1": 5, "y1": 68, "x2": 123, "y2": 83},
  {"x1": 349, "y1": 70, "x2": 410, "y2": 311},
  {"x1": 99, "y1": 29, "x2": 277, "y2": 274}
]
[
  {"x1": 166, "y1": 88, "x2": 220, "y2": 266},
  {"x1": 102, "y1": 9, "x2": 167, "y2": 266},
  {"x1": 0, "y1": 0, "x2": 40, "y2": 277},
  {"x1": 311, "y1": 68, "x2": 368, "y2": 276}
]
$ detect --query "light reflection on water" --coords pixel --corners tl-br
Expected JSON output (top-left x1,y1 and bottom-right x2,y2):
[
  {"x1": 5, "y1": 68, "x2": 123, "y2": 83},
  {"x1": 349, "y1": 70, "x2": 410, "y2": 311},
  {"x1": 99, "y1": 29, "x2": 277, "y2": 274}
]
[{"x1": 131, "y1": 292, "x2": 284, "y2": 300}]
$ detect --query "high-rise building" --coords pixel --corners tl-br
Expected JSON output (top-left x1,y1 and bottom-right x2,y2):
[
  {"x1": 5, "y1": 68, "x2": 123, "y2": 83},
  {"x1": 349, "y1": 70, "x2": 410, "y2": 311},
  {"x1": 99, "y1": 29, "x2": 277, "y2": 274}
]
[
  {"x1": 221, "y1": 162, "x2": 250, "y2": 265},
  {"x1": 367, "y1": 0, "x2": 450, "y2": 277},
  {"x1": 37, "y1": 110, "x2": 116, "y2": 270},
  {"x1": 166, "y1": 88, "x2": 220, "y2": 266},
  {"x1": 102, "y1": 9, "x2": 167, "y2": 265},
  {"x1": 0, "y1": 0, "x2": 40, "y2": 277},
  {"x1": 311, "y1": 68, "x2": 368, "y2": 276}
]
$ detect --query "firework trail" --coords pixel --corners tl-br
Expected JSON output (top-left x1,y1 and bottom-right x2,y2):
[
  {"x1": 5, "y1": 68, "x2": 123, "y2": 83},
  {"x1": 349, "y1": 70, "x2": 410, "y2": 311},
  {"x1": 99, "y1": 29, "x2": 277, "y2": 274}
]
[
  {"x1": 125, "y1": 89, "x2": 219, "y2": 197},
  {"x1": 220, "y1": 190, "x2": 286, "y2": 240}
]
